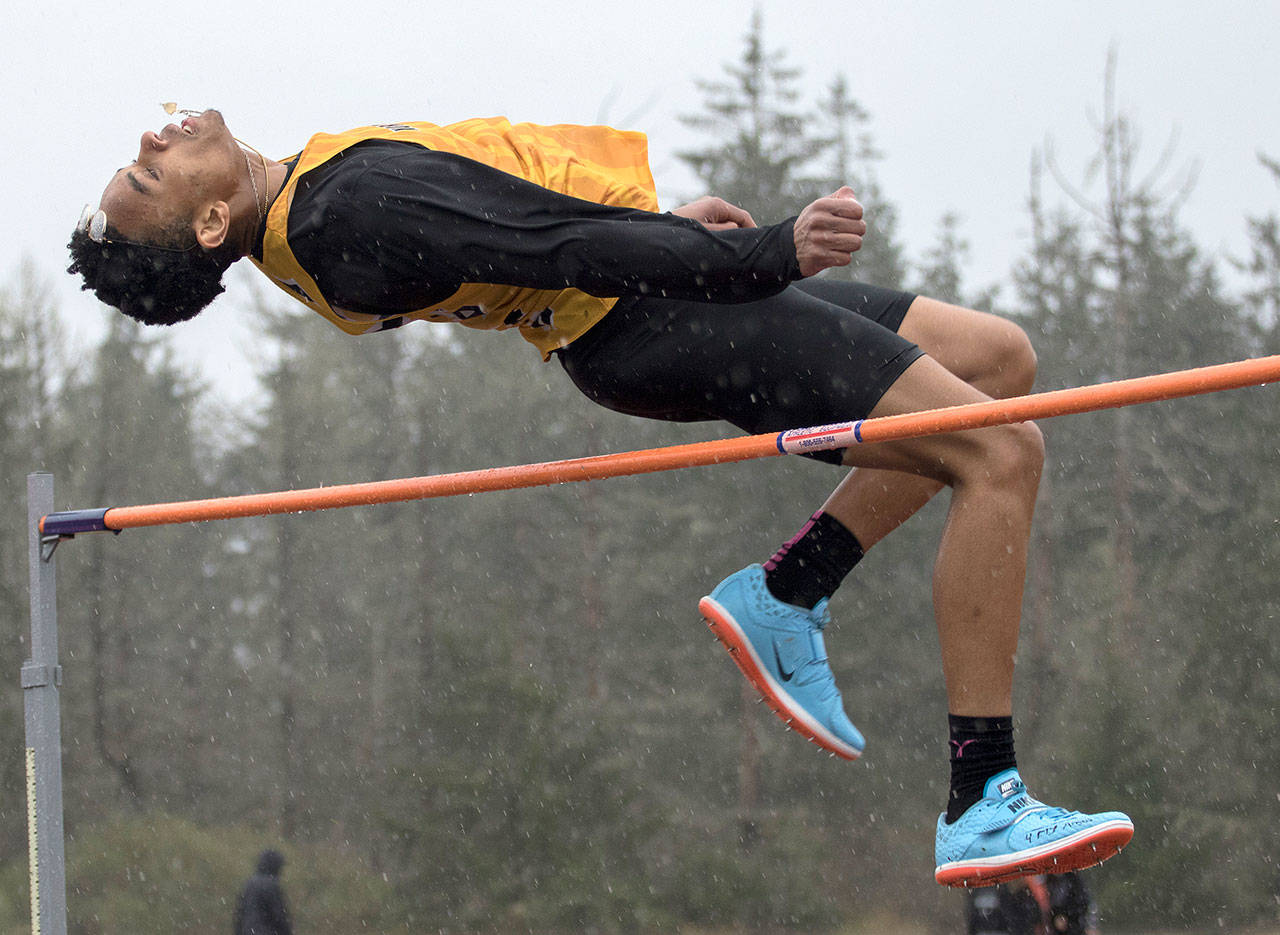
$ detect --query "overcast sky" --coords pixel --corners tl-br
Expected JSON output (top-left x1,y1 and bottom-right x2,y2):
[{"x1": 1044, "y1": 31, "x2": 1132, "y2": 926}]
[{"x1": 6, "y1": 1, "x2": 1279, "y2": 400}]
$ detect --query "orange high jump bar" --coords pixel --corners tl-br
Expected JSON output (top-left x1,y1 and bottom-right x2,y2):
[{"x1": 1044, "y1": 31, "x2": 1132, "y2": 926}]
[{"x1": 40, "y1": 354, "x2": 1280, "y2": 537}]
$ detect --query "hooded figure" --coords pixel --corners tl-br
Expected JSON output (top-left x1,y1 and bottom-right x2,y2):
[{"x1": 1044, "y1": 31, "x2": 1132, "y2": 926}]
[{"x1": 233, "y1": 849, "x2": 293, "y2": 935}]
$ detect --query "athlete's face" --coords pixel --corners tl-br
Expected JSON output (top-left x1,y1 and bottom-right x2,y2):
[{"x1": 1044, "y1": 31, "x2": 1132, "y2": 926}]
[{"x1": 96, "y1": 109, "x2": 244, "y2": 245}]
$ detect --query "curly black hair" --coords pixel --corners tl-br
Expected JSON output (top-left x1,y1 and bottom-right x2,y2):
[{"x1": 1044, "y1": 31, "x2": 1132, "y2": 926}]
[{"x1": 67, "y1": 219, "x2": 239, "y2": 325}]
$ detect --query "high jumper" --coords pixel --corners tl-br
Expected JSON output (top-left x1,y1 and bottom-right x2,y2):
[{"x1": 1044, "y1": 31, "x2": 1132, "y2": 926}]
[{"x1": 69, "y1": 107, "x2": 1132, "y2": 886}]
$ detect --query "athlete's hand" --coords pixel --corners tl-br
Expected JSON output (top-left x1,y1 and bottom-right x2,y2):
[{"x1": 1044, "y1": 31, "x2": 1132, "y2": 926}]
[
  {"x1": 793, "y1": 186, "x2": 866, "y2": 276},
  {"x1": 671, "y1": 196, "x2": 757, "y2": 230}
]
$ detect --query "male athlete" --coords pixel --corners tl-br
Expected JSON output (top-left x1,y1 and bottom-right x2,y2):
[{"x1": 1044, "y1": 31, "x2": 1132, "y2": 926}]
[{"x1": 68, "y1": 108, "x2": 1134, "y2": 886}]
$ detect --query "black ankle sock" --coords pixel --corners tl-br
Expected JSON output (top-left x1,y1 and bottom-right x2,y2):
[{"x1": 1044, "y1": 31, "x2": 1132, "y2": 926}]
[
  {"x1": 946, "y1": 714, "x2": 1017, "y2": 823},
  {"x1": 763, "y1": 511, "x2": 864, "y2": 609}
]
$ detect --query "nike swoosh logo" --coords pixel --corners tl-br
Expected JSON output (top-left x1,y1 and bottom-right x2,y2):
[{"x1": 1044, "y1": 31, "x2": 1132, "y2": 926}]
[{"x1": 773, "y1": 641, "x2": 796, "y2": 682}]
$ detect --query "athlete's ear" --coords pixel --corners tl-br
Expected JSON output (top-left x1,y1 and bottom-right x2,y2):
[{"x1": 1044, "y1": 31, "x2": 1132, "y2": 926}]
[{"x1": 193, "y1": 201, "x2": 231, "y2": 250}]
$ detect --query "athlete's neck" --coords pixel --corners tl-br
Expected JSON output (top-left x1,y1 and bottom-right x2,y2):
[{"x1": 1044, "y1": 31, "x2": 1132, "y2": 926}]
[{"x1": 233, "y1": 156, "x2": 288, "y2": 256}]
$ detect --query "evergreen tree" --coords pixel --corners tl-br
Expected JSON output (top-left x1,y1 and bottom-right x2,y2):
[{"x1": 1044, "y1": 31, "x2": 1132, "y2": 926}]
[
  {"x1": 678, "y1": 10, "x2": 826, "y2": 224},
  {"x1": 0, "y1": 268, "x2": 66, "y2": 866},
  {"x1": 1239, "y1": 153, "x2": 1280, "y2": 336},
  {"x1": 817, "y1": 75, "x2": 909, "y2": 288},
  {"x1": 52, "y1": 313, "x2": 225, "y2": 816},
  {"x1": 1016, "y1": 55, "x2": 1275, "y2": 926}
]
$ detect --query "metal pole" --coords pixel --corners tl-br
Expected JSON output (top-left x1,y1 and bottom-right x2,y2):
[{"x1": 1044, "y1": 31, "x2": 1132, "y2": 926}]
[{"x1": 22, "y1": 472, "x2": 67, "y2": 935}]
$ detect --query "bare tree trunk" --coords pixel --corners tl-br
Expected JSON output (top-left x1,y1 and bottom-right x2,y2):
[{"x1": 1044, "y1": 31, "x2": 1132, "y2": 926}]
[
  {"x1": 85, "y1": 537, "x2": 142, "y2": 805},
  {"x1": 737, "y1": 682, "x2": 760, "y2": 851},
  {"x1": 1101, "y1": 52, "x2": 1141, "y2": 643},
  {"x1": 581, "y1": 419, "x2": 605, "y2": 702},
  {"x1": 1024, "y1": 471, "x2": 1056, "y2": 745},
  {"x1": 86, "y1": 329, "x2": 142, "y2": 806},
  {"x1": 275, "y1": 362, "x2": 302, "y2": 839}
]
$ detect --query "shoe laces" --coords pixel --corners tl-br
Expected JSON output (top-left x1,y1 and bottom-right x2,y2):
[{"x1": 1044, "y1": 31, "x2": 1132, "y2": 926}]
[{"x1": 791, "y1": 600, "x2": 840, "y2": 695}]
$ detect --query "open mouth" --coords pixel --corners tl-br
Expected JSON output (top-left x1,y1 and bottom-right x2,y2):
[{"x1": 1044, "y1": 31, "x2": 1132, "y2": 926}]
[{"x1": 162, "y1": 103, "x2": 205, "y2": 136}]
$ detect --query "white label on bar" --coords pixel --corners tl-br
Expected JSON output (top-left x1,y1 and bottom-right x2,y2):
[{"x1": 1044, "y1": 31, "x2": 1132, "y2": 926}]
[{"x1": 777, "y1": 421, "x2": 862, "y2": 455}]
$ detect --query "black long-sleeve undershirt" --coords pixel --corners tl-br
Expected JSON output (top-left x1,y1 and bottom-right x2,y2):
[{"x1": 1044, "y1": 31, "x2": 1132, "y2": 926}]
[{"x1": 278, "y1": 140, "x2": 801, "y2": 317}]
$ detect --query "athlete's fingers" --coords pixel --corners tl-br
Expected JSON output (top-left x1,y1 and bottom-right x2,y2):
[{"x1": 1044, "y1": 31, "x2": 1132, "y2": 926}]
[
  {"x1": 819, "y1": 248, "x2": 855, "y2": 268},
  {"x1": 670, "y1": 195, "x2": 758, "y2": 230},
  {"x1": 807, "y1": 218, "x2": 866, "y2": 244},
  {"x1": 820, "y1": 216, "x2": 867, "y2": 237},
  {"x1": 819, "y1": 189, "x2": 864, "y2": 218},
  {"x1": 826, "y1": 200, "x2": 864, "y2": 221},
  {"x1": 824, "y1": 233, "x2": 864, "y2": 254},
  {"x1": 805, "y1": 203, "x2": 865, "y2": 233},
  {"x1": 713, "y1": 199, "x2": 757, "y2": 228},
  {"x1": 816, "y1": 234, "x2": 863, "y2": 257},
  {"x1": 694, "y1": 198, "x2": 756, "y2": 228}
]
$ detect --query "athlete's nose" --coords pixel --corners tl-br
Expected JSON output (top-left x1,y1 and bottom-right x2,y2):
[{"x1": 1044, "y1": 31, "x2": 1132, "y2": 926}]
[{"x1": 139, "y1": 129, "x2": 168, "y2": 155}]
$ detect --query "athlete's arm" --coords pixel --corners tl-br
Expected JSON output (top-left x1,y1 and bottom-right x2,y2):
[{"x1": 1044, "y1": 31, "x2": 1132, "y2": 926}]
[
  {"x1": 663, "y1": 191, "x2": 866, "y2": 275},
  {"x1": 287, "y1": 142, "x2": 803, "y2": 316}
]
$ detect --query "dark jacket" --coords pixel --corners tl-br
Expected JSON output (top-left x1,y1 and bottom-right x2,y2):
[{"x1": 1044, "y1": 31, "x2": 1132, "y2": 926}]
[
  {"x1": 1045, "y1": 872, "x2": 1099, "y2": 934},
  {"x1": 233, "y1": 849, "x2": 293, "y2": 935},
  {"x1": 966, "y1": 881, "x2": 1042, "y2": 935}
]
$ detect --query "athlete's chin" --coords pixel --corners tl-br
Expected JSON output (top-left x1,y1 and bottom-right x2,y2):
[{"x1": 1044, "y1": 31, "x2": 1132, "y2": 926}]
[{"x1": 194, "y1": 109, "x2": 238, "y2": 148}]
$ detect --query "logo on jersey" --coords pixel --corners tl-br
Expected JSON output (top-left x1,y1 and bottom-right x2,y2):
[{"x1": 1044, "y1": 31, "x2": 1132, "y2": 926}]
[{"x1": 272, "y1": 277, "x2": 314, "y2": 305}]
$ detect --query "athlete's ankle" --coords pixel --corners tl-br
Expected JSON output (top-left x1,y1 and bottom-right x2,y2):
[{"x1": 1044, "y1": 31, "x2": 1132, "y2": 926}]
[
  {"x1": 945, "y1": 714, "x2": 1016, "y2": 823},
  {"x1": 763, "y1": 511, "x2": 864, "y2": 609}
]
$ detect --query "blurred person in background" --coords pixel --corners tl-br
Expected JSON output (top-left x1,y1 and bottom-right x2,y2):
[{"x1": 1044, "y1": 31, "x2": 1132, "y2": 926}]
[{"x1": 233, "y1": 848, "x2": 293, "y2": 935}]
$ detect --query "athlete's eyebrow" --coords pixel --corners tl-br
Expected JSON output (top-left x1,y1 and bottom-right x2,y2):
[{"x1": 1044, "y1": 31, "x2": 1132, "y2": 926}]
[{"x1": 125, "y1": 171, "x2": 151, "y2": 195}]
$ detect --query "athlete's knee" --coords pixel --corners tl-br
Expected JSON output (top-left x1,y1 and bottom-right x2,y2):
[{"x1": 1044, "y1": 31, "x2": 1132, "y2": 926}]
[
  {"x1": 980, "y1": 318, "x2": 1038, "y2": 398},
  {"x1": 902, "y1": 299, "x2": 1038, "y2": 398},
  {"x1": 1004, "y1": 322, "x2": 1038, "y2": 395},
  {"x1": 967, "y1": 420, "x2": 1045, "y2": 490},
  {"x1": 994, "y1": 420, "x2": 1045, "y2": 483}
]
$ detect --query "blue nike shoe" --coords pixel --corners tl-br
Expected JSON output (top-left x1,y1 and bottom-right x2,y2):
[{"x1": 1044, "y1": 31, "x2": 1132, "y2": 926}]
[
  {"x1": 698, "y1": 564, "x2": 864, "y2": 760},
  {"x1": 934, "y1": 768, "x2": 1134, "y2": 887}
]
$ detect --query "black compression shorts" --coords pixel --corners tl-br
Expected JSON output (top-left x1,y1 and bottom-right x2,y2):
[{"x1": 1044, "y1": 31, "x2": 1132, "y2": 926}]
[{"x1": 558, "y1": 279, "x2": 924, "y2": 464}]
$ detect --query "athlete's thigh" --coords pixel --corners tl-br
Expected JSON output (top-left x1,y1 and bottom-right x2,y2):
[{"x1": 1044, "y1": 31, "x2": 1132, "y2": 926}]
[
  {"x1": 797, "y1": 285, "x2": 1035, "y2": 392},
  {"x1": 559, "y1": 287, "x2": 923, "y2": 455},
  {"x1": 897, "y1": 295, "x2": 1036, "y2": 391}
]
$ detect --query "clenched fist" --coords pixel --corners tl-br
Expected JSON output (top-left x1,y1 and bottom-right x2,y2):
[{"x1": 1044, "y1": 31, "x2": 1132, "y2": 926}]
[{"x1": 793, "y1": 186, "x2": 866, "y2": 277}]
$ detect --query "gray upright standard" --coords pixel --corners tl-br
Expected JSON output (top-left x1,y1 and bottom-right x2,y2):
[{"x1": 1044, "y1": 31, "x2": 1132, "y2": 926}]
[{"x1": 22, "y1": 472, "x2": 68, "y2": 935}]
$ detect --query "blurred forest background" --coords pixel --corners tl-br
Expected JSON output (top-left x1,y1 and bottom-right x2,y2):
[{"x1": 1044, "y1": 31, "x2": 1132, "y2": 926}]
[{"x1": 1, "y1": 17, "x2": 1277, "y2": 935}]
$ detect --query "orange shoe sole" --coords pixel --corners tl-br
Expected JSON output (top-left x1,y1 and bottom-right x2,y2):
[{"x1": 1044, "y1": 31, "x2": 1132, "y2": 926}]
[{"x1": 935, "y1": 820, "x2": 1134, "y2": 888}]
